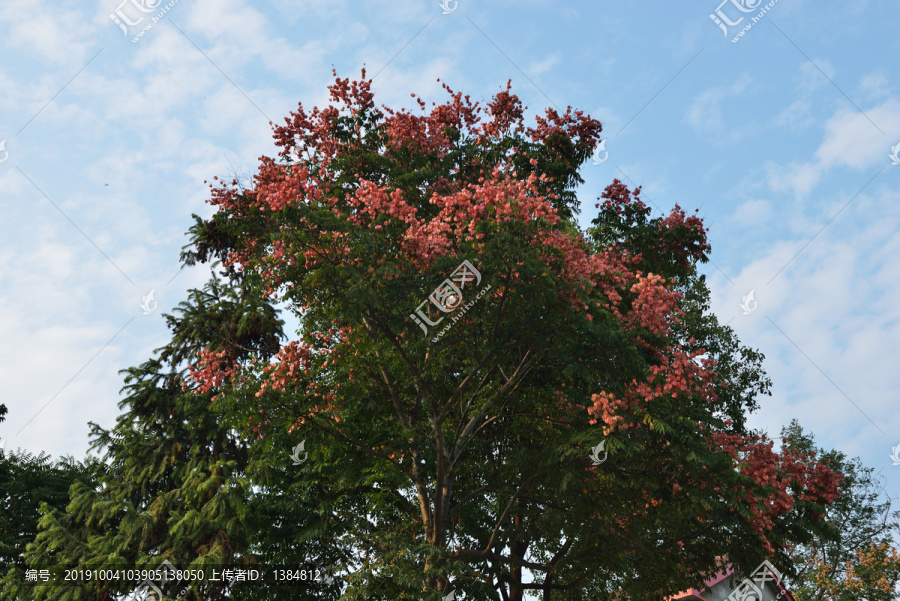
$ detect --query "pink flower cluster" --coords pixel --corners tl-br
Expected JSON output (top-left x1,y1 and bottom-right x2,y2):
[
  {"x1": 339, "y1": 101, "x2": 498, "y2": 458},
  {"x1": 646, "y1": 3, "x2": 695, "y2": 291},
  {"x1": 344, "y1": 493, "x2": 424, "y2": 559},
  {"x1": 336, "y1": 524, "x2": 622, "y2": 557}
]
[
  {"x1": 183, "y1": 349, "x2": 240, "y2": 402},
  {"x1": 712, "y1": 431, "x2": 843, "y2": 554},
  {"x1": 587, "y1": 347, "x2": 719, "y2": 436}
]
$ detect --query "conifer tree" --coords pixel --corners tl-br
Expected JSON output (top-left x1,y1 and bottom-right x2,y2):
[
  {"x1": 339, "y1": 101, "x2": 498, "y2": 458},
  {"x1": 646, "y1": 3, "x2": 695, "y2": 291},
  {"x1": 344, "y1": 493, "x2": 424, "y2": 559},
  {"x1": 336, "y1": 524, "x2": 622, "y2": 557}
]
[
  {"x1": 0, "y1": 404, "x2": 103, "y2": 594},
  {"x1": 0, "y1": 275, "x2": 340, "y2": 600}
]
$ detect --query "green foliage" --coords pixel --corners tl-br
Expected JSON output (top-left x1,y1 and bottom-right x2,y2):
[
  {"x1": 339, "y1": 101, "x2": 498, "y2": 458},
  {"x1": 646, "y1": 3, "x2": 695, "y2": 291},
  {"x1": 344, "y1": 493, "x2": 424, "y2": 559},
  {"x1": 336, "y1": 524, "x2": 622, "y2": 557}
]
[
  {"x1": 1, "y1": 76, "x2": 848, "y2": 601},
  {"x1": 0, "y1": 403, "x2": 103, "y2": 597},
  {"x1": 782, "y1": 420, "x2": 900, "y2": 600},
  {"x1": 1, "y1": 275, "x2": 324, "y2": 601}
]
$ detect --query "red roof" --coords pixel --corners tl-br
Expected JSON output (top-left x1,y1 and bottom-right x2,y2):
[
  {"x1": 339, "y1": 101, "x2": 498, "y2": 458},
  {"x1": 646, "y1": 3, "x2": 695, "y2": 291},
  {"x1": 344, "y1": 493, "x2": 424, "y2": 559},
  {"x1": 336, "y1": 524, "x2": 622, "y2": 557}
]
[
  {"x1": 666, "y1": 564, "x2": 734, "y2": 600},
  {"x1": 667, "y1": 562, "x2": 795, "y2": 601}
]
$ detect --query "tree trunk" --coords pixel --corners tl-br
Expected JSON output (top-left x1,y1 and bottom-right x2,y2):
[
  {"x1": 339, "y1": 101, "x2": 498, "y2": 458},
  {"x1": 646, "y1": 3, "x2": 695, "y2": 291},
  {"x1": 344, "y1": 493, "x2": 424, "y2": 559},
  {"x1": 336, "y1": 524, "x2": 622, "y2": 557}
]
[{"x1": 509, "y1": 513, "x2": 528, "y2": 601}]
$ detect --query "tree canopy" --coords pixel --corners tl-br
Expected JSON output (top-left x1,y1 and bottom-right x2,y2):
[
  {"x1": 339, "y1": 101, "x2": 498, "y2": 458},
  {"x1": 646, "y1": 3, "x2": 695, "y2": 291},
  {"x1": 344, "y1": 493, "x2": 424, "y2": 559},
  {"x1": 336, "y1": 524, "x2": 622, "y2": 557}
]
[
  {"x1": 0, "y1": 404, "x2": 103, "y2": 587},
  {"x1": 3, "y1": 72, "x2": 851, "y2": 601},
  {"x1": 782, "y1": 420, "x2": 900, "y2": 601}
]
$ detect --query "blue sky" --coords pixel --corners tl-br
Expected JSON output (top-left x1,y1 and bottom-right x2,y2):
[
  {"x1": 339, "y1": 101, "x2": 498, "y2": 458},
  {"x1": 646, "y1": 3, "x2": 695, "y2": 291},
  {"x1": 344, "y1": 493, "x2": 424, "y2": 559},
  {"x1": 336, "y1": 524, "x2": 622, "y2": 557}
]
[{"x1": 1, "y1": 0, "x2": 899, "y2": 520}]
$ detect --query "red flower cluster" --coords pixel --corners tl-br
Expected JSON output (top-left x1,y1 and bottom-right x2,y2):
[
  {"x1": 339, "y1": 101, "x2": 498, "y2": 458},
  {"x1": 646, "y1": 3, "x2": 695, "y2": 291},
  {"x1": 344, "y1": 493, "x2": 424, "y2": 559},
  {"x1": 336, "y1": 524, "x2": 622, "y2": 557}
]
[
  {"x1": 712, "y1": 432, "x2": 843, "y2": 554},
  {"x1": 184, "y1": 73, "x2": 843, "y2": 561},
  {"x1": 183, "y1": 349, "x2": 240, "y2": 402}
]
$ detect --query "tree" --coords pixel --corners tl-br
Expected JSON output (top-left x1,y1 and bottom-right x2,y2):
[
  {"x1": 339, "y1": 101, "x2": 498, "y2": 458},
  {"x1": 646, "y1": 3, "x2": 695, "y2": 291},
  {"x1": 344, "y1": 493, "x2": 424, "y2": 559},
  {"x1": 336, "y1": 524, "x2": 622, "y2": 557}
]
[
  {"x1": 0, "y1": 405, "x2": 103, "y2": 590},
  {"x1": 6, "y1": 72, "x2": 845, "y2": 601},
  {"x1": 0, "y1": 277, "x2": 336, "y2": 601},
  {"x1": 177, "y1": 71, "x2": 842, "y2": 600},
  {"x1": 781, "y1": 420, "x2": 900, "y2": 601},
  {"x1": 800, "y1": 542, "x2": 900, "y2": 601}
]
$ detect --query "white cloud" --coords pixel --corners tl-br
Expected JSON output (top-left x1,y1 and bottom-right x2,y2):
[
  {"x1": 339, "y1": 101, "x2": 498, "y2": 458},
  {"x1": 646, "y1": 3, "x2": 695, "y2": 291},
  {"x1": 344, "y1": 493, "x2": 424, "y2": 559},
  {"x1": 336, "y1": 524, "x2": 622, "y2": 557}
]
[
  {"x1": 708, "y1": 182, "x2": 900, "y2": 460},
  {"x1": 763, "y1": 159, "x2": 822, "y2": 199},
  {"x1": 794, "y1": 59, "x2": 834, "y2": 95},
  {"x1": 528, "y1": 53, "x2": 560, "y2": 77},
  {"x1": 774, "y1": 99, "x2": 815, "y2": 133},
  {"x1": 731, "y1": 198, "x2": 772, "y2": 226},
  {"x1": 0, "y1": 1, "x2": 96, "y2": 66},
  {"x1": 182, "y1": 0, "x2": 334, "y2": 80},
  {"x1": 685, "y1": 73, "x2": 755, "y2": 144},
  {"x1": 816, "y1": 100, "x2": 900, "y2": 169},
  {"x1": 859, "y1": 73, "x2": 891, "y2": 102},
  {"x1": 764, "y1": 99, "x2": 900, "y2": 198}
]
